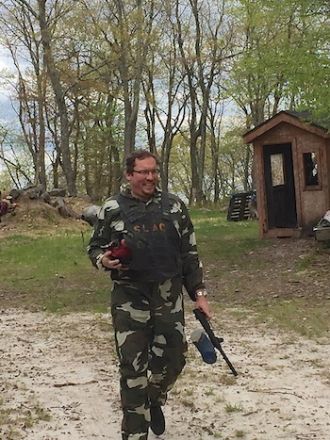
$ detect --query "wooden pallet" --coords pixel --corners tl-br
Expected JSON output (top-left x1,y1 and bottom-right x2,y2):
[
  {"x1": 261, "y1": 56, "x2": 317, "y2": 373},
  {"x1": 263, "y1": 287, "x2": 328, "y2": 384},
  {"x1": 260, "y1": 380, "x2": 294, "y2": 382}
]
[{"x1": 227, "y1": 191, "x2": 256, "y2": 221}]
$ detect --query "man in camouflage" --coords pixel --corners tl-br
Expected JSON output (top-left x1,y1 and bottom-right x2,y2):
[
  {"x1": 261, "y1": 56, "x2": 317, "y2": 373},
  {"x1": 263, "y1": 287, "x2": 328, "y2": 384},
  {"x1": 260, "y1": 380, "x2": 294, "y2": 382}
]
[{"x1": 88, "y1": 150, "x2": 211, "y2": 440}]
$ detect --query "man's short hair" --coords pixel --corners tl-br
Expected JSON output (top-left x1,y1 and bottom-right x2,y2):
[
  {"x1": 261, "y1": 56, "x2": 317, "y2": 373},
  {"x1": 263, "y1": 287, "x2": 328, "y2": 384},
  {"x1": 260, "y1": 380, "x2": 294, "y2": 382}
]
[{"x1": 125, "y1": 149, "x2": 159, "y2": 174}]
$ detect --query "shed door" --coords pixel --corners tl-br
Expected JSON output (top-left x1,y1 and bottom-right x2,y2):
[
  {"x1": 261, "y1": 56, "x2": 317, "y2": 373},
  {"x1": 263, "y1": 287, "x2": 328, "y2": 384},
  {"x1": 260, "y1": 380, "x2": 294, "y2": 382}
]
[{"x1": 263, "y1": 143, "x2": 297, "y2": 228}]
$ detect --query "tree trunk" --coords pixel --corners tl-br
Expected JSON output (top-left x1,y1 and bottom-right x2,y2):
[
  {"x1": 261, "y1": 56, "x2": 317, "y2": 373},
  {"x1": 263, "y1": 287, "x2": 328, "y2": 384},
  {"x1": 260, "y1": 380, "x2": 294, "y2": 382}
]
[{"x1": 38, "y1": 0, "x2": 76, "y2": 195}]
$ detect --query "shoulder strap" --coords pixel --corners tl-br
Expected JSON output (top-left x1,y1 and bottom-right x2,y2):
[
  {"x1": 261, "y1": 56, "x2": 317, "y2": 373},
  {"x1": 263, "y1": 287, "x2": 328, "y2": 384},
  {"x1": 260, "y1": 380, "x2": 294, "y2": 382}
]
[{"x1": 160, "y1": 192, "x2": 170, "y2": 216}]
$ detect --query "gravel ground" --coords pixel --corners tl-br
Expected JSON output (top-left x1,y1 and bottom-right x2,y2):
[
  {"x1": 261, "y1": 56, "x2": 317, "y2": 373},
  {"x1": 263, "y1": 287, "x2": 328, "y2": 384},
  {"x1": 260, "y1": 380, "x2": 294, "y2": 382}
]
[{"x1": 1, "y1": 304, "x2": 330, "y2": 440}]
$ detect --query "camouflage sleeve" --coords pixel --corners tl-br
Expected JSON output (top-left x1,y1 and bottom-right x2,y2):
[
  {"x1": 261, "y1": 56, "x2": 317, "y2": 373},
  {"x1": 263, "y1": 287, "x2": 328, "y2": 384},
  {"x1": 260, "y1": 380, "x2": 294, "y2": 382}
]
[
  {"x1": 87, "y1": 197, "x2": 123, "y2": 268},
  {"x1": 179, "y1": 200, "x2": 206, "y2": 301}
]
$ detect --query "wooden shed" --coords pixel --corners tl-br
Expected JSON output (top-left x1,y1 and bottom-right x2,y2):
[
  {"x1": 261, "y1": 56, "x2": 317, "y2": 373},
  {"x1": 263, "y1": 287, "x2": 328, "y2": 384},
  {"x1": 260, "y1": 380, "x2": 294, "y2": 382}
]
[{"x1": 243, "y1": 110, "x2": 330, "y2": 238}]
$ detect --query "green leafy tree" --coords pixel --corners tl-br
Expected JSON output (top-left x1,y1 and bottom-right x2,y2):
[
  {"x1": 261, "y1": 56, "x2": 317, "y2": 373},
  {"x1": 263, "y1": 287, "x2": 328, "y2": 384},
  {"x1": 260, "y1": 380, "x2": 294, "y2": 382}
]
[{"x1": 227, "y1": 0, "x2": 330, "y2": 129}]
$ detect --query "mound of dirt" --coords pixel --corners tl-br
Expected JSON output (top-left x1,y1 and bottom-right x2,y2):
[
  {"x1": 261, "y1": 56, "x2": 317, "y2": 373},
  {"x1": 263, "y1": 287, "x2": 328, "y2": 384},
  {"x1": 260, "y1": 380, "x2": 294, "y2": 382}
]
[{"x1": 0, "y1": 195, "x2": 94, "y2": 236}]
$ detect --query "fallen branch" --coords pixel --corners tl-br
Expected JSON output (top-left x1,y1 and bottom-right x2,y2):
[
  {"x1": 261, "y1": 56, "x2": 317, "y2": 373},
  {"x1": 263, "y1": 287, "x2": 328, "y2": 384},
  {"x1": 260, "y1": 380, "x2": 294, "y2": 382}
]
[
  {"x1": 248, "y1": 388, "x2": 303, "y2": 399},
  {"x1": 243, "y1": 410, "x2": 259, "y2": 416},
  {"x1": 54, "y1": 379, "x2": 98, "y2": 388},
  {"x1": 17, "y1": 336, "x2": 33, "y2": 344},
  {"x1": 48, "y1": 402, "x2": 81, "y2": 410}
]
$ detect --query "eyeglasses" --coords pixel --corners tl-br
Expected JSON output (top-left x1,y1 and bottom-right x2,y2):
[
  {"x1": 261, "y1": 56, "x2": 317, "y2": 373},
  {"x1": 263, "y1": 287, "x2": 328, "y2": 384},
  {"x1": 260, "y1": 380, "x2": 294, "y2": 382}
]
[{"x1": 133, "y1": 169, "x2": 160, "y2": 176}]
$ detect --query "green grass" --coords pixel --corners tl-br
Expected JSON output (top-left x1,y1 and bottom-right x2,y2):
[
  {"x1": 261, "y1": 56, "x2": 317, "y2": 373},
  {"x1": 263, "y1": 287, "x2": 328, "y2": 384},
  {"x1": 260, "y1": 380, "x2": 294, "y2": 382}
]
[
  {"x1": 226, "y1": 296, "x2": 330, "y2": 339},
  {"x1": 253, "y1": 298, "x2": 330, "y2": 338},
  {"x1": 0, "y1": 210, "x2": 263, "y2": 313},
  {"x1": 0, "y1": 396, "x2": 51, "y2": 439},
  {"x1": 1, "y1": 233, "x2": 88, "y2": 281},
  {"x1": 190, "y1": 209, "x2": 265, "y2": 264},
  {"x1": 0, "y1": 233, "x2": 110, "y2": 313},
  {"x1": 225, "y1": 403, "x2": 243, "y2": 413},
  {"x1": 0, "y1": 209, "x2": 329, "y2": 340}
]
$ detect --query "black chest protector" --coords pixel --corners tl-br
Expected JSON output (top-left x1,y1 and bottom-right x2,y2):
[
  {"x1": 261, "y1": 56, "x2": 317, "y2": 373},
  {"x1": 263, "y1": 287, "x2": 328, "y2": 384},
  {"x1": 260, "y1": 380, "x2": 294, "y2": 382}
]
[{"x1": 117, "y1": 193, "x2": 182, "y2": 282}]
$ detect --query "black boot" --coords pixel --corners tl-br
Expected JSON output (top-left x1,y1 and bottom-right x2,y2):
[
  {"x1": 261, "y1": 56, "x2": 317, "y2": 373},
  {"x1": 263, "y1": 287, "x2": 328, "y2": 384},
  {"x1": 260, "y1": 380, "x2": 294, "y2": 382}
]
[{"x1": 150, "y1": 406, "x2": 165, "y2": 435}]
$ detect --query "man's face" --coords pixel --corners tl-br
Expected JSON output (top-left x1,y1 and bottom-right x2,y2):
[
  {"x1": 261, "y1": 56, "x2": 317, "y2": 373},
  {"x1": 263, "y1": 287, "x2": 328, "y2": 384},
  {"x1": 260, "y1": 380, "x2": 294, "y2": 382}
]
[{"x1": 126, "y1": 157, "x2": 160, "y2": 200}]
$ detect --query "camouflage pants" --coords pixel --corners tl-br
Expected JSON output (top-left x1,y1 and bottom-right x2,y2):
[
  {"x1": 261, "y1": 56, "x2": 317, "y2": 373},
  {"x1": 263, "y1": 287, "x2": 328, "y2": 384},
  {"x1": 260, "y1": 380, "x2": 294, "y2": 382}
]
[{"x1": 111, "y1": 276, "x2": 187, "y2": 440}]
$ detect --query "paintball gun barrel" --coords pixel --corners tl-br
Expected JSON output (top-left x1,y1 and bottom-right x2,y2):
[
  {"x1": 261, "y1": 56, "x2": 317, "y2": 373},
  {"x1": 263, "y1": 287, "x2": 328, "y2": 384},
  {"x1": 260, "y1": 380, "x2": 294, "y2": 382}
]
[{"x1": 193, "y1": 308, "x2": 238, "y2": 376}]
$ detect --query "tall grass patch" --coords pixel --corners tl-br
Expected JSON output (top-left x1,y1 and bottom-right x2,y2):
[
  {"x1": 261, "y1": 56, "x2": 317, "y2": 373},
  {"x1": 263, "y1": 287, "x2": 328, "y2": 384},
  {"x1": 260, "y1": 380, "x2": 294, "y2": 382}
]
[
  {"x1": 253, "y1": 298, "x2": 330, "y2": 338},
  {"x1": 0, "y1": 233, "x2": 110, "y2": 312},
  {"x1": 1, "y1": 208, "x2": 328, "y2": 340},
  {"x1": 190, "y1": 209, "x2": 264, "y2": 264}
]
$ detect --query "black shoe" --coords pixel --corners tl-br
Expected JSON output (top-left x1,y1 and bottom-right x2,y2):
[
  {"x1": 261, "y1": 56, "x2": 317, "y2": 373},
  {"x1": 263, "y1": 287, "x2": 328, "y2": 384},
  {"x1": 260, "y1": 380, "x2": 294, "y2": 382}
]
[{"x1": 150, "y1": 405, "x2": 165, "y2": 435}]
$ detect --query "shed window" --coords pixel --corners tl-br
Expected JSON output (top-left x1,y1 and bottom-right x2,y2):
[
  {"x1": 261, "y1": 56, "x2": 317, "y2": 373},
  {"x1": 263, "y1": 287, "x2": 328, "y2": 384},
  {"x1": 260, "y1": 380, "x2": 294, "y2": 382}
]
[
  {"x1": 303, "y1": 152, "x2": 319, "y2": 186},
  {"x1": 270, "y1": 153, "x2": 284, "y2": 186}
]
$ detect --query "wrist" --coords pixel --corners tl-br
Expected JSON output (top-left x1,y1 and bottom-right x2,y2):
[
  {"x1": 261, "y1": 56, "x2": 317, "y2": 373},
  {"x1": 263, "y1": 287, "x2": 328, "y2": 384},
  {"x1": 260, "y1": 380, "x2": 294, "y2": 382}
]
[{"x1": 195, "y1": 288, "x2": 208, "y2": 299}]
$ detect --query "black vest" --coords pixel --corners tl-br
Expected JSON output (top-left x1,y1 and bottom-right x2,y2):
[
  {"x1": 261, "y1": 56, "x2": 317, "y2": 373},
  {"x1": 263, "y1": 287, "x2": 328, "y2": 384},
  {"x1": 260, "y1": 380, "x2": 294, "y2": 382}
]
[{"x1": 117, "y1": 193, "x2": 182, "y2": 282}]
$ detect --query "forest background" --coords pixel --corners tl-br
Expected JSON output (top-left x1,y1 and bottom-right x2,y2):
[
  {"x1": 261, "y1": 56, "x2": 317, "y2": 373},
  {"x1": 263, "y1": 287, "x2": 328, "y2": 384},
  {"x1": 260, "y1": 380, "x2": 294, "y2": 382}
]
[{"x1": 0, "y1": 0, "x2": 329, "y2": 205}]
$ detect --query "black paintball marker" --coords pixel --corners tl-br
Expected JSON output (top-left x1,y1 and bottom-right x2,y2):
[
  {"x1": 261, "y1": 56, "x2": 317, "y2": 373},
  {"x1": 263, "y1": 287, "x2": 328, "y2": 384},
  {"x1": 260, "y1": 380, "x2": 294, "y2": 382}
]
[{"x1": 193, "y1": 308, "x2": 238, "y2": 376}]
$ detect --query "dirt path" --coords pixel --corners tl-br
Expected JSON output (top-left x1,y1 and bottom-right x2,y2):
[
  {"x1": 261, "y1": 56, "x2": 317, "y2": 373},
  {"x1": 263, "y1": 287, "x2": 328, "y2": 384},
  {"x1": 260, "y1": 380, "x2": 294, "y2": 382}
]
[{"x1": 1, "y1": 305, "x2": 330, "y2": 440}]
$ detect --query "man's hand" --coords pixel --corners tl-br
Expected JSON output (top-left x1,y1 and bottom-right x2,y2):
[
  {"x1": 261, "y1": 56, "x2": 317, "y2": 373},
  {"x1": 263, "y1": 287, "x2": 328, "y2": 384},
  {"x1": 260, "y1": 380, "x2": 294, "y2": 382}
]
[
  {"x1": 100, "y1": 250, "x2": 128, "y2": 270},
  {"x1": 195, "y1": 296, "x2": 212, "y2": 319}
]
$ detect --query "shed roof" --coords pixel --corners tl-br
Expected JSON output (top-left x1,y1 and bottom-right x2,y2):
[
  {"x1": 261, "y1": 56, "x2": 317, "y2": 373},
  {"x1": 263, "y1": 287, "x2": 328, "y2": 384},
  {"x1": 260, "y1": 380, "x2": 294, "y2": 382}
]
[{"x1": 243, "y1": 110, "x2": 330, "y2": 144}]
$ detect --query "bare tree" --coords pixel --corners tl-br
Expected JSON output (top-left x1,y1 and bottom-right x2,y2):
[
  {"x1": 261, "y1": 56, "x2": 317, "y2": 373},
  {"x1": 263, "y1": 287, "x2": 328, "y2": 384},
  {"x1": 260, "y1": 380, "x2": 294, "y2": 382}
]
[
  {"x1": 36, "y1": 0, "x2": 77, "y2": 194},
  {"x1": 0, "y1": 1, "x2": 48, "y2": 188},
  {"x1": 174, "y1": 0, "x2": 233, "y2": 205},
  {"x1": 102, "y1": 0, "x2": 156, "y2": 157},
  {"x1": 142, "y1": 7, "x2": 187, "y2": 191},
  {"x1": 0, "y1": 128, "x2": 33, "y2": 187}
]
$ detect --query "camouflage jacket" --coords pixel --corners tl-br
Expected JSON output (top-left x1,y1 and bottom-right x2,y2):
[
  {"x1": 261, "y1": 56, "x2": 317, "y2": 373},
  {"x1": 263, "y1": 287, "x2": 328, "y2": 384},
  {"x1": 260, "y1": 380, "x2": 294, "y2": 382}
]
[{"x1": 87, "y1": 188, "x2": 205, "y2": 300}]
